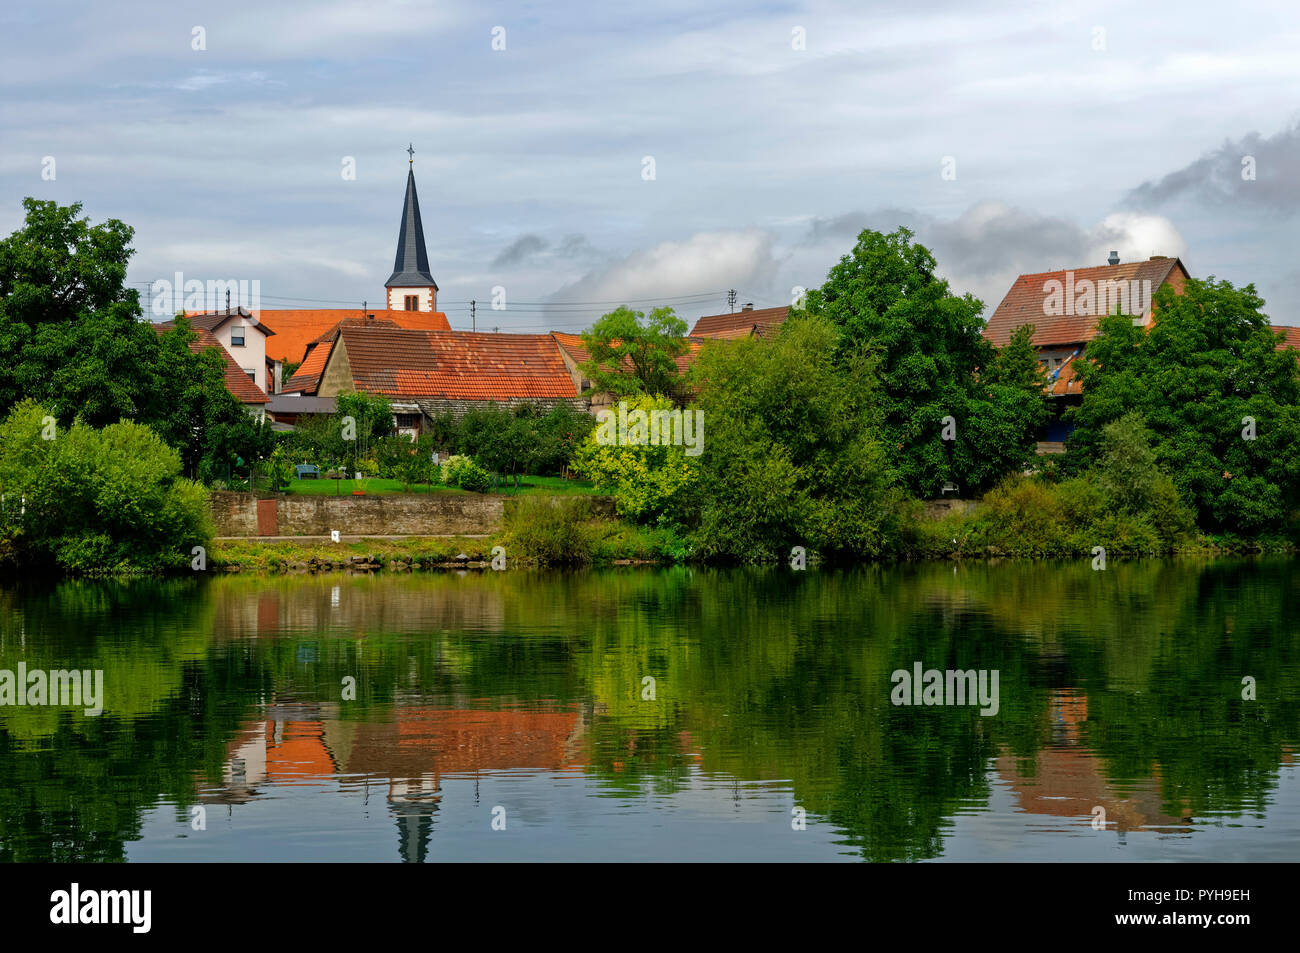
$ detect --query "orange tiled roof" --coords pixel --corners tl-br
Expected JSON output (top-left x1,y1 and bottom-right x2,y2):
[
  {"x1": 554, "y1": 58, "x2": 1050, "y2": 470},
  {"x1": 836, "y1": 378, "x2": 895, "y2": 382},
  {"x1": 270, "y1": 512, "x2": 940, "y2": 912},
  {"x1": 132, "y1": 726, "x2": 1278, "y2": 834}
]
[
  {"x1": 283, "y1": 317, "x2": 408, "y2": 393},
  {"x1": 254, "y1": 309, "x2": 451, "y2": 365},
  {"x1": 1273, "y1": 326, "x2": 1300, "y2": 351},
  {"x1": 983, "y1": 258, "x2": 1188, "y2": 348},
  {"x1": 550, "y1": 331, "x2": 590, "y2": 365},
  {"x1": 690, "y1": 306, "x2": 789, "y2": 338},
  {"x1": 155, "y1": 323, "x2": 270, "y2": 404},
  {"x1": 334, "y1": 326, "x2": 579, "y2": 400}
]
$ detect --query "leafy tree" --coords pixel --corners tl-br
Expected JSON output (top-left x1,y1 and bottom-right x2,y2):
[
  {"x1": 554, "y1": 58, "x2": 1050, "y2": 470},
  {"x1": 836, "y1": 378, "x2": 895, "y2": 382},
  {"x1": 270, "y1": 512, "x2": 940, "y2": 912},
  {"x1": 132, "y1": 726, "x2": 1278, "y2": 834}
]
[
  {"x1": 571, "y1": 392, "x2": 702, "y2": 527},
  {"x1": 0, "y1": 401, "x2": 212, "y2": 573},
  {"x1": 0, "y1": 199, "x2": 274, "y2": 481},
  {"x1": 801, "y1": 226, "x2": 1044, "y2": 496},
  {"x1": 1069, "y1": 278, "x2": 1300, "y2": 533},
  {"x1": 689, "y1": 315, "x2": 900, "y2": 561},
  {"x1": 580, "y1": 306, "x2": 689, "y2": 399}
]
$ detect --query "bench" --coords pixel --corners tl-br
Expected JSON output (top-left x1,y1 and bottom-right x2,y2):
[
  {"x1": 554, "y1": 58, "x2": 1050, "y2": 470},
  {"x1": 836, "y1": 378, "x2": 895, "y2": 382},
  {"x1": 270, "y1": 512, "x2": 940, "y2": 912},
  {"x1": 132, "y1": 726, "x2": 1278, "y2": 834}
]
[{"x1": 295, "y1": 464, "x2": 321, "y2": 480}]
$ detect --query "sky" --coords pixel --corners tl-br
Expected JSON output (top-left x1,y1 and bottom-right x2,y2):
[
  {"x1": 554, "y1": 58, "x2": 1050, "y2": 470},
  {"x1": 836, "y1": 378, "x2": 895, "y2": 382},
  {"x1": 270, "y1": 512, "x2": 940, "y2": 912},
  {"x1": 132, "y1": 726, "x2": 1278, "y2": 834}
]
[{"x1": 3, "y1": 0, "x2": 1299, "y2": 332}]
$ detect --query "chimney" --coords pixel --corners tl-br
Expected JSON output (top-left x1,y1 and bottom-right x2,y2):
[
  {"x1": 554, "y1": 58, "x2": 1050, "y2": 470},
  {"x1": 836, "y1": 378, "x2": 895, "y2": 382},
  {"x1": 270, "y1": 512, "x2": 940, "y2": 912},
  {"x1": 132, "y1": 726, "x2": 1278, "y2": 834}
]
[
  {"x1": 1107, "y1": 251, "x2": 1120, "y2": 266},
  {"x1": 742, "y1": 302, "x2": 753, "y2": 311}
]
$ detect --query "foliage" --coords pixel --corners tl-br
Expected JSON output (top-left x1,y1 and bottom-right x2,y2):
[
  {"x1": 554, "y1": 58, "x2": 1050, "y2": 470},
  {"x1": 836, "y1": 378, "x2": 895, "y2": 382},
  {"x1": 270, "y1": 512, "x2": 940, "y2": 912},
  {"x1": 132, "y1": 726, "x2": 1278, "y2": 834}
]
[
  {"x1": 801, "y1": 226, "x2": 1046, "y2": 496},
  {"x1": 0, "y1": 200, "x2": 274, "y2": 481},
  {"x1": 570, "y1": 392, "x2": 701, "y2": 527},
  {"x1": 440, "y1": 454, "x2": 491, "y2": 492},
  {"x1": 579, "y1": 305, "x2": 689, "y2": 399},
  {"x1": 0, "y1": 401, "x2": 212, "y2": 573},
  {"x1": 1068, "y1": 277, "x2": 1300, "y2": 533},
  {"x1": 265, "y1": 444, "x2": 293, "y2": 492},
  {"x1": 501, "y1": 497, "x2": 600, "y2": 566},
  {"x1": 689, "y1": 315, "x2": 901, "y2": 562}
]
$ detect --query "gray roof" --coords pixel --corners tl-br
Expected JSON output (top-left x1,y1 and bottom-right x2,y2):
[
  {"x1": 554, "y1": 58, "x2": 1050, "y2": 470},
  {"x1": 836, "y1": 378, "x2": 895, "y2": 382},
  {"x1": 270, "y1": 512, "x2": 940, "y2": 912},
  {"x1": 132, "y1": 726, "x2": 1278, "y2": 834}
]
[
  {"x1": 266, "y1": 395, "x2": 337, "y2": 414},
  {"x1": 385, "y1": 168, "x2": 438, "y2": 290}
]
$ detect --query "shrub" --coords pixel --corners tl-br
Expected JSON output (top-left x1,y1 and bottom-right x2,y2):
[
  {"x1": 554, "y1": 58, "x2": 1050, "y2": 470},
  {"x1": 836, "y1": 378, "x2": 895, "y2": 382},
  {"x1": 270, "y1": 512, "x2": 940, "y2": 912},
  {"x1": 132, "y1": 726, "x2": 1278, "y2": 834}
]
[
  {"x1": 0, "y1": 400, "x2": 213, "y2": 574},
  {"x1": 501, "y1": 496, "x2": 599, "y2": 566},
  {"x1": 440, "y1": 454, "x2": 491, "y2": 492}
]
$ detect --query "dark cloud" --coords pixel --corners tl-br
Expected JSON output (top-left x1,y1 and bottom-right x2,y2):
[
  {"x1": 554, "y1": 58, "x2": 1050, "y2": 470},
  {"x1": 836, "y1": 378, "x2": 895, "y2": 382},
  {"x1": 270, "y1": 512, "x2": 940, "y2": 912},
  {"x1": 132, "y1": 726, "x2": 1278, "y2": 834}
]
[
  {"x1": 491, "y1": 234, "x2": 549, "y2": 268},
  {"x1": 804, "y1": 203, "x2": 1096, "y2": 278},
  {"x1": 1127, "y1": 122, "x2": 1300, "y2": 212}
]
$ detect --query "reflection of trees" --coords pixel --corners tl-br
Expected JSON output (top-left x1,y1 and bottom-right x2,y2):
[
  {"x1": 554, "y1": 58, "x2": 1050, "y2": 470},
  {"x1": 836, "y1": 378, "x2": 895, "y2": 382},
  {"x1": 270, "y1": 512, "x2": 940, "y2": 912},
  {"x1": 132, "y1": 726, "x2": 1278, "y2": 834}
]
[{"x1": 1, "y1": 561, "x2": 1298, "y2": 862}]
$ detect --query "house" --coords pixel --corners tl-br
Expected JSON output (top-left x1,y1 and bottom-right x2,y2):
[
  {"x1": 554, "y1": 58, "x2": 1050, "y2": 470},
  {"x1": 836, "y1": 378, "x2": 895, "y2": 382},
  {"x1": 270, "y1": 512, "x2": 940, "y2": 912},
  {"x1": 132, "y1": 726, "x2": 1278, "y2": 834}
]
[
  {"x1": 167, "y1": 305, "x2": 277, "y2": 395},
  {"x1": 305, "y1": 324, "x2": 588, "y2": 431},
  {"x1": 690, "y1": 303, "x2": 789, "y2": 339},
  {"x1": 983, "y1": 254, "x2": 1192, "y2": 451},
  {"x1": 153, "y1": 324, "x2": 271, "y2": 420}
]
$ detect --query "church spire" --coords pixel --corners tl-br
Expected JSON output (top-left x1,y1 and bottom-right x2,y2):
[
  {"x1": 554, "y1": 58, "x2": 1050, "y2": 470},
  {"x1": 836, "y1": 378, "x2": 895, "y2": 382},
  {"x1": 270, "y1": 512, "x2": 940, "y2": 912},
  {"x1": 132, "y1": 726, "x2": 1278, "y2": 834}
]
[{"x1": 385, "y1": 150, "x2": 438, "y2": 310}]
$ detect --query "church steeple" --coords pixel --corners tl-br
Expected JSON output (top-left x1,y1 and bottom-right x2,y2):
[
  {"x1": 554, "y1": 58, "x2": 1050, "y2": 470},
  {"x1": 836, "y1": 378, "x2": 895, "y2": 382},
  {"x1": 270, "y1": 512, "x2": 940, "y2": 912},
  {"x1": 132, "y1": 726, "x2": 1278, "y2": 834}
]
[{"x1": 385, "y1": 147, "x2": 438, "y2": 312}]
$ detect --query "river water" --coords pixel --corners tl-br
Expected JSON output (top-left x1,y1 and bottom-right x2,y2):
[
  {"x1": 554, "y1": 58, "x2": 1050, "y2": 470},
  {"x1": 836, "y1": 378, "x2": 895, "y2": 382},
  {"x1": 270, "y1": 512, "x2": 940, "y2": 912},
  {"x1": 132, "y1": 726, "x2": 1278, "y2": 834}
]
[{"x1": 1, "y1": 559, "x2": 1297, "y2": 862}]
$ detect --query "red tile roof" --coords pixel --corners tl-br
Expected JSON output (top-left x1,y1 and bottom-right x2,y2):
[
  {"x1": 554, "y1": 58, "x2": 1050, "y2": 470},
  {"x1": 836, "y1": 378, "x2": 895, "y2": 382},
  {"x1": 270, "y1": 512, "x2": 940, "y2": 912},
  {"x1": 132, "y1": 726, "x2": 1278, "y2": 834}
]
[
  {"x1": 983, "y1": 258, "x2": 1189, "y2": 348},
  {"x1": 254, "y1": 309, "x2": 452, "y2": 365},
  {"x1": 690, "y1": 306, "x2": 789, "y2": 338},
  {"x1": 155, "y1": 324, "x2": 270, "y2": 404},
  {"x1": 282, "y1": 317, "x2": 408, "y2": 393},
  {"x1": 1273, "y1": 326, "x2": 1300, "y2": 351},
  {"x1": 332, "y1": 327, "x2": 579, "y2": 401}
]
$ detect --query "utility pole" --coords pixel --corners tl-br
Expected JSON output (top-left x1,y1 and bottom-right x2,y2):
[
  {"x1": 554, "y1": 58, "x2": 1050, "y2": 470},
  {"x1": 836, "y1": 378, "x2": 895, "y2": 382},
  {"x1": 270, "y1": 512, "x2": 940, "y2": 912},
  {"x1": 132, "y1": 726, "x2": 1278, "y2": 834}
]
[
  {"x1": 470, "y1": 299, "x2": 476, "y2": 332},
  {"x1": 727, "y1": 289, "x2": 737, "y2": 313}
]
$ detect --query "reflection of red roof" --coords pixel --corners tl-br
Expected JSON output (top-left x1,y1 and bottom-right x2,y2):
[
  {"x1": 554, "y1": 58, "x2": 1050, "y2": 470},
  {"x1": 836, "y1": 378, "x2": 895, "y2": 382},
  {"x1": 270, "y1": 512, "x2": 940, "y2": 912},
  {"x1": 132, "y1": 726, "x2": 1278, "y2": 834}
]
[
  {"x1": 256, "y1": 309, "x2": 451, "y2": 365},
  {"x1": 690, "y1": 306, "x2": 788, "y2": 338},
  {"x1": 334, "y1": 327, "x2": 578, "y2": 400},
  {"x1": 1045, "y1": 356, "x2": 1082, "y2": 397},
  {"x1": 983, "y1": 258, "x2": 1188, "y2": 348},
  {"x1": 155, "y1": 325, "x2": 270, "y2": 404},
  {"x1": 265, "y1": 721, "x2": 336, "y2": 780}
]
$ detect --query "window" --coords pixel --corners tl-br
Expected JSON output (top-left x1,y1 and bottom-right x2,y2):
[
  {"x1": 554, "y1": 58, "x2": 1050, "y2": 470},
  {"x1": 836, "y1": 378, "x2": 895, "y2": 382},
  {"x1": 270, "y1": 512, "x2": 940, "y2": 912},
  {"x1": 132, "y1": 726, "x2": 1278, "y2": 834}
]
[
  {"x1": 1053, "y1": 357, "x2": 1063, "y2": 367},
  {"x1": 404, "y1": 295, "x2": 419, "y2": 311},
  {"x1": 245, "y1": 370, "x2": 256, "y2": 382},
  {"x1": 395, "y1": 413, "x2": 420, "y2": 428},
  {"x1": 231, "y1": 326, "x2": 246, "y2": 346}
]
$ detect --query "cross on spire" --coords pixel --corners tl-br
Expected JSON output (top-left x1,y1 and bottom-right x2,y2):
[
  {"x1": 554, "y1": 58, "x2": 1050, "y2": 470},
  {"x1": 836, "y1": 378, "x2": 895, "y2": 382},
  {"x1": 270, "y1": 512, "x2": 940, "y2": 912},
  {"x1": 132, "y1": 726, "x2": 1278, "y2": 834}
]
[{"x1": 407, "y1": 143, "x2": 414, "y2": 164}]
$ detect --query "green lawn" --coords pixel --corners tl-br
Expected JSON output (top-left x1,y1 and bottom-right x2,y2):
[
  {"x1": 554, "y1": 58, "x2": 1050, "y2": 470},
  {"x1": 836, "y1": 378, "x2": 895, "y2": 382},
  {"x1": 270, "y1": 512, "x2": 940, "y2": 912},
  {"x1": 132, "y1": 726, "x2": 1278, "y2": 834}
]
[{"x1": 268, "y1": 475, "x2": 598, "y2": 496}]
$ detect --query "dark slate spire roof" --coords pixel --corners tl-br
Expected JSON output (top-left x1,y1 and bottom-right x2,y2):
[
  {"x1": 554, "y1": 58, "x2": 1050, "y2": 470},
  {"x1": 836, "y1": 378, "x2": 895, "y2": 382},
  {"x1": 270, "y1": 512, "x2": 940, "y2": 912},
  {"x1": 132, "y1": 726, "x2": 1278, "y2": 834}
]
[{"x1": 385, "y1": 168, "x2": 438, "y2": 289}]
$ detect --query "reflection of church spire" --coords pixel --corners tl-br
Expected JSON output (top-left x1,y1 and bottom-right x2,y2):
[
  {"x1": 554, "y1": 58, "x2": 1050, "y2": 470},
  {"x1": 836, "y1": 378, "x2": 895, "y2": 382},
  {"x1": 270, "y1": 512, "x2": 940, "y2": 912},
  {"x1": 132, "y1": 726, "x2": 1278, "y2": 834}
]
[{"x1": 391, "y1": 774, "x2": 441, "y2": 863}]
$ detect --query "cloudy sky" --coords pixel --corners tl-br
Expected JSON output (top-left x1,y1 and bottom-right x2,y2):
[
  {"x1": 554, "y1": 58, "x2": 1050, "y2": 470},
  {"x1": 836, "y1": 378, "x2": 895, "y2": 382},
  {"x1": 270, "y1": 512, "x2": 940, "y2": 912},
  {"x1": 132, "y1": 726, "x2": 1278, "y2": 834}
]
[{"x1": 3, "y1": 0, "x2": 1299, "y2": 331}]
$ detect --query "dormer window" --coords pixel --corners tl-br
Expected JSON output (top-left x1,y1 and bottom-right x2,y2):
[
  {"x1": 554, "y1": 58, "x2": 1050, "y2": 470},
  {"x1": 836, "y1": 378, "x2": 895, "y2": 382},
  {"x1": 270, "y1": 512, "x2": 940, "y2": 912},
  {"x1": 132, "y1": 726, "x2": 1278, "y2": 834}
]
[{"x1": 231, "y1": 326, "x2": 246, "y2": 347}]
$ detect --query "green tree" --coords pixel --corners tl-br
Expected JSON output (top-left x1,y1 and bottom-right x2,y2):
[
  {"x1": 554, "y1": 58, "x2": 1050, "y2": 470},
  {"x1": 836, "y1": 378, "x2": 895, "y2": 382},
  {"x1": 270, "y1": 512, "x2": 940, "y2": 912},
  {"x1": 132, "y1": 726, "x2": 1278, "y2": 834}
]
[
  {"x1": 0, "y1": 401, "x2": 212, "y2": 573},
  {"x1": 689, "y1": 315, "x2": 901, "y2": 561},
  {"x1": 580, "y1": 306, "x2": 689, "y2": 399},
  {"x1": 1069, "y1": 278, "x2": 1300, "y2": 533},
  {"x1": 0, "y1": 200, "x2": 274, "y2": 481},
  {"x1": 801, "y1": 226, "x2": 1044, "y2": 496}
]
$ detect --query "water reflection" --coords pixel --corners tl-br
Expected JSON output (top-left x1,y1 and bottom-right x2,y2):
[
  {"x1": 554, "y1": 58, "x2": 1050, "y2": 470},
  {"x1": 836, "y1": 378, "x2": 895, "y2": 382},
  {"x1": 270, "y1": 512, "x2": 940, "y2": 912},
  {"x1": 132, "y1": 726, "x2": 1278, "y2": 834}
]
[{"x1": 1, "y1": 559, "x2": 1298, "y2": 862}]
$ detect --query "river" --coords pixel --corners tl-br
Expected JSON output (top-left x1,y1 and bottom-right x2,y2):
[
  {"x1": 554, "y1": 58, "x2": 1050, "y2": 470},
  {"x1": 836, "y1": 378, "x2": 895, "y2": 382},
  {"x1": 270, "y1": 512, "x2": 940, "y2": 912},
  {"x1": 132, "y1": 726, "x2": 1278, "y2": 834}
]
[{"x1": 1, "y1": 559, "x2": 1297, "y2": 862}]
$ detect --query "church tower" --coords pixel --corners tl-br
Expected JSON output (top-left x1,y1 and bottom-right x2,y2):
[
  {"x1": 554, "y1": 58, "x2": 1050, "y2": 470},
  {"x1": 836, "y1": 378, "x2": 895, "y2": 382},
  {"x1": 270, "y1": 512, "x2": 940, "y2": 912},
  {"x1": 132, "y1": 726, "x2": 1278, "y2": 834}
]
[{"x1": 385, "y1": 146, "x2": 439, "y2": 312}]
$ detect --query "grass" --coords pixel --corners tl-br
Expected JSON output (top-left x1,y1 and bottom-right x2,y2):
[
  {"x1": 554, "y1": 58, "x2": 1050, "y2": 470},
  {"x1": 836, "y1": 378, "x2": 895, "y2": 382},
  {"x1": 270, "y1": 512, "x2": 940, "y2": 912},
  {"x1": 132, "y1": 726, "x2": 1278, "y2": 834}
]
[
  {"x1": 266, "y1": 475, "x2": 599, "y2": 497},
  {"x1": 210, "y1": 535, "x2": 498, "y2": 571}
]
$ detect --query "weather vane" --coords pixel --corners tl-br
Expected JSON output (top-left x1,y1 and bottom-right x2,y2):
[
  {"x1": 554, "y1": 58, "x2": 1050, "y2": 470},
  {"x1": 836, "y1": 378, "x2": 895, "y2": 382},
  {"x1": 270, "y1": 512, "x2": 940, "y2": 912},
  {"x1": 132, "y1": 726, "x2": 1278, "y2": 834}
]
[{"x1": 407, "y1": 143, "x2": 414, "y2": 164}]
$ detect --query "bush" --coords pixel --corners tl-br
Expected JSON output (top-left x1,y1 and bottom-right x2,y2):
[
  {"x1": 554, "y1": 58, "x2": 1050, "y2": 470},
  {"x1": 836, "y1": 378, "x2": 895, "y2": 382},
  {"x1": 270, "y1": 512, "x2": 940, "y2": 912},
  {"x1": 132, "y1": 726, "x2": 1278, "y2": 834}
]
[
  {"x1": 0, "y1": 400, "x2": 213, "y2": 574},
  {"x1": 501, "y1": 496, "x2": 599, "y2": 565},
  {"x1": 440, "y1": 454, "x2": 491, "y2": 492},
  {"x1": 570, "y1": 392, "x2": 701, "y2": 527}
]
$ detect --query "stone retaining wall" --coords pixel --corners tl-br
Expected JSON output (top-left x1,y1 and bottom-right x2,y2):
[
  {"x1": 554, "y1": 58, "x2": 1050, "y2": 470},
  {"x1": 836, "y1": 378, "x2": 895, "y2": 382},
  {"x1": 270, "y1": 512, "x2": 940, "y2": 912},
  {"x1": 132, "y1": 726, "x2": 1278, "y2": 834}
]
[{"x1": 209, "y1": 491, "x2": 615, "y2": 537}]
